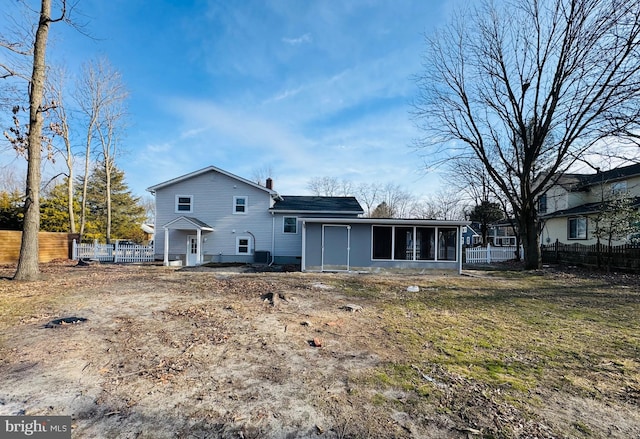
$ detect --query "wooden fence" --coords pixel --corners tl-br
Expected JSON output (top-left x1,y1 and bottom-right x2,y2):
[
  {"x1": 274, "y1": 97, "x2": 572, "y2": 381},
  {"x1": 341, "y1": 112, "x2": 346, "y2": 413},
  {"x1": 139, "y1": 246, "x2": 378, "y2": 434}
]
[
  {"x1": 0, "y1": 231, "x2": 79, "y2": 263},
  {"x1": 72, "y1": 240, "x2": 155, "y2": 263},
  {"x1": 541, "y1": 241, "x2": 640, "y2": 272},
  {"x1": 465, "y1": 244, "x2": 524, "y2": 264}
]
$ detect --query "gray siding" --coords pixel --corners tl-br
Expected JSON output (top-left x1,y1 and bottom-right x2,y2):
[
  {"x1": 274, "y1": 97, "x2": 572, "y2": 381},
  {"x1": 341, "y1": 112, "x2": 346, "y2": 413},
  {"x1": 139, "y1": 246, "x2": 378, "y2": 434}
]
[
  {"x1": 303, "y1": 222, "x2": 462, "y2": 272},
  {"x1": 272, "y1": 213, "x2": 303, "y2": 257},
  {"x1": 154, "y1": 170, "x2": 274, "y2": 262}
]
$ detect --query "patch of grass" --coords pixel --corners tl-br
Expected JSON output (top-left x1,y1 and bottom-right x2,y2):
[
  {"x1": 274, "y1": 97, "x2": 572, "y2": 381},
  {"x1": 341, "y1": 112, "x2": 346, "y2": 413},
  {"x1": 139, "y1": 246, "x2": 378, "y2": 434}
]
[
  {"x1": 327, "y1": 276, "x2": 385, "y2": 299},
  {"x1": 364, "y1": 271, "x2": 640, "y2": 409}
]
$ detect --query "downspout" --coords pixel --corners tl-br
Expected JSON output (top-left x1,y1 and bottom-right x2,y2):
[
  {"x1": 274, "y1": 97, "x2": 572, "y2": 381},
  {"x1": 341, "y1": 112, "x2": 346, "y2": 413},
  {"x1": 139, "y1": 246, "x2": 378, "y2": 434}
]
[
  {"x1": 301, "y1": 220, "x2": 306, "y2": 272},
  {"x1": 458, "y1": 225, "x2": 463, "y2": 275},
  {"x1": 270, "y1": 212, "x2": 275, "y2": 265}
]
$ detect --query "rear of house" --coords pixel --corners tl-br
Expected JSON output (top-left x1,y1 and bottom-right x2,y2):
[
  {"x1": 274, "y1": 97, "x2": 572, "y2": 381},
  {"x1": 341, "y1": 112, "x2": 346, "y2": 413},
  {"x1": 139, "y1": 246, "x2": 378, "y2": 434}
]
[
  {"x1": 148, "y1": 166, "x2": 468, "y2": 273},
  {"x1": 301, "y1": 218, "x2": 467, "y2": 273}
]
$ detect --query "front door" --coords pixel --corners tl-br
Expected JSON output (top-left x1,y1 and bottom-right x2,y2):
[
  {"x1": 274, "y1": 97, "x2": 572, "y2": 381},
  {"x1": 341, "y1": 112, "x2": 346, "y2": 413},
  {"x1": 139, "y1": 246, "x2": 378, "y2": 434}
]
[{"x1": 186, "y1": 235, "x2": 199, "y2": 266}]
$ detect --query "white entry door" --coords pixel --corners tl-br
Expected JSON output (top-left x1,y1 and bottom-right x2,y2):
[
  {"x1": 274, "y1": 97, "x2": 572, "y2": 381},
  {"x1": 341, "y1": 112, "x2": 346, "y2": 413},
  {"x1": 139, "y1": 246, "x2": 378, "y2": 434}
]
[{"x1": 186, "y1": 235, "x2": 199, "y2": 266}]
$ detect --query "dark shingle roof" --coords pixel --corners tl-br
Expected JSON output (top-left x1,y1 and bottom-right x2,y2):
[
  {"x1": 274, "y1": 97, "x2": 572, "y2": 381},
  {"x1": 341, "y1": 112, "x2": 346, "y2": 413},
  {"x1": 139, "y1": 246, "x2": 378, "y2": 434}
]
[
  {"x1": 579, "y1": 163, "x2": 640, "y2": 187},
  {"x1": 270, "y1": 196, "x2": 363, "y2": 214},
  {"x1": 540, "y1": 197, "x2": 640, "y2": 219}
]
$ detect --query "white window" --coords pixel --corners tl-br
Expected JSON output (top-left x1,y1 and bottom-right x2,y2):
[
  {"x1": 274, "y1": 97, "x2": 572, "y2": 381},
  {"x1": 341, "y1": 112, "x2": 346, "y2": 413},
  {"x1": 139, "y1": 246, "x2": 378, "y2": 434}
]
[
  {"x1": 175, "y1": 195, "x2": 193, "y2": 213},
  {"x1": 233, "y1": 196, "x2": 248, "y2": 214},
  {"x1": 568, "y1": 217, "x2": 587, "y2": 240},
  {"x1": 283, "y1": 217, "x2": 297, "y2": 234},
  {"x1": 236, "y1": 236, "x2": 252, "y2": 255}
]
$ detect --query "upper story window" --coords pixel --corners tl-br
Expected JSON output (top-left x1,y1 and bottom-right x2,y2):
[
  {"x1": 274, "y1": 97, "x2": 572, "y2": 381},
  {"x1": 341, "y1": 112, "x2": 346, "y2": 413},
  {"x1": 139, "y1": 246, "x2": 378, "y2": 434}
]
[
  {"x1": 233, "y1": 196, "x2": 248, "y2": 214},
  {"x1": 538, "y1": 194, "x2": 547, "y2": 214},
  {"x1": 283, "y1": 217, "x2": 297, "y2": 234},
  {"x1": 175, "y1": 195, "x2": 193, "y2": 213},
  {"x1": 568, "y1": 216, "x2": 587, "y2": 240},
  {"x1": 611, "y1": 181, "x2": 627, "y2": 195}
]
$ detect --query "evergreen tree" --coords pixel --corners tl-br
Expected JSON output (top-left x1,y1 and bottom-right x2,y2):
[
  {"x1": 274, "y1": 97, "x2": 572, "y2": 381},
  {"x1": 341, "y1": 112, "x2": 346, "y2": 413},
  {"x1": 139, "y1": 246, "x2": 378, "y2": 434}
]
[
  {"x1": 371, "y1": 201, "x2": 394, "y2": 218},
  {"x1": 0, "y1": 190, "x2": 24, "y2": 230},
  {"x1": 80, "y1": 164, "x2": 146, "y2": 243},
  {"x1": 40, "y1": 179, "x2": 80, "y2": 232},
  {"x1": 468, "y1": 201, "x2": 504, "y2": 245}
]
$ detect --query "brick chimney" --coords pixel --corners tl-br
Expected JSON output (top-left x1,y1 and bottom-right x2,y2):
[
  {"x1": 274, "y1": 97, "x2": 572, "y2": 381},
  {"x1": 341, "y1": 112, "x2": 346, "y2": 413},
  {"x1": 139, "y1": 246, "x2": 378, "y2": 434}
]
[{"x1": 266, "y1": 178, "x2": 273, "y2": 190}]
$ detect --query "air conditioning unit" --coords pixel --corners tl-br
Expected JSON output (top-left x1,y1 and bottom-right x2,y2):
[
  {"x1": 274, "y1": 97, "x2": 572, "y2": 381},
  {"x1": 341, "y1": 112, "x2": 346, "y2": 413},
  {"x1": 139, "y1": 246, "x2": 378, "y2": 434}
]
[{"x1": 254, "y1": 250, "x2": 270, "y2": 264}]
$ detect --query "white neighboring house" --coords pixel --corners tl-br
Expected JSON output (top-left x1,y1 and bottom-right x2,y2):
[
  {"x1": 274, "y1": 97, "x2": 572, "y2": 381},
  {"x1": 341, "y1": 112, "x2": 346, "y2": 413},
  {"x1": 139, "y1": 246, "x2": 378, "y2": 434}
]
[{"x1": 539, "y1": 163, "x2": 640, "y2": 246}]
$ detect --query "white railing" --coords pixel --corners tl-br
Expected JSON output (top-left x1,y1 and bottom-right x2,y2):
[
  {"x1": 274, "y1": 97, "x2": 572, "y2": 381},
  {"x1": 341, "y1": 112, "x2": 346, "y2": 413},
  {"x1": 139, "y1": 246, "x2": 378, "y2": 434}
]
[
  {"x1": 465, "y1": 244, "x2": 523, "y2": 264},
  {"x1": 72, "y1": 240, "x2": 155, "y2": 263}
]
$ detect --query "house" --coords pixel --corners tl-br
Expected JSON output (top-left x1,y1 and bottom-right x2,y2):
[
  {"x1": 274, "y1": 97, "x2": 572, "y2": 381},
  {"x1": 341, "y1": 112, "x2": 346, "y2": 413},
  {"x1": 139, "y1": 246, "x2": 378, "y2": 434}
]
[
  {"x1": 487, "y1": 219, "x2": 518, "y2": 246},
  {"x1": 147, "y1": 166, "x2": 469, "y2": 273},
  {"x1": 461, "y1": 223, "x2": 482, "y2": 247},
  {"x1": 539, "y1": 163, "x2": 640, "y2": 245}
]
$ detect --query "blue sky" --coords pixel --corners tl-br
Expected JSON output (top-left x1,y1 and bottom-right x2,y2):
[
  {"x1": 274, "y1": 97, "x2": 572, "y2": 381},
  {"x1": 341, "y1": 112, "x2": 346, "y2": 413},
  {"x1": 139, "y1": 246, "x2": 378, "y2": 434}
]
[{"x1": 6, "y1": 0, "x2": 461, "y2": 199}]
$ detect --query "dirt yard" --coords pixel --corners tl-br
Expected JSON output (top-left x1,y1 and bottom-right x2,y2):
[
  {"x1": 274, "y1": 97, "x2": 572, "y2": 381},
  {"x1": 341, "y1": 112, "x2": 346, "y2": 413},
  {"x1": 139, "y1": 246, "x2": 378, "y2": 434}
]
[{"x1": 0, "y1": 261, "x2": 638, "y2": 438}]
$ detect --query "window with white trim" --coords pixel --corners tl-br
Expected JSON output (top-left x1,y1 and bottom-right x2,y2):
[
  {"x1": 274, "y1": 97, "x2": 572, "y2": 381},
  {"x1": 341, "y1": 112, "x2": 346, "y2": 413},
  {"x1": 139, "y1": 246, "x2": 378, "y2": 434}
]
[
  {"x1": 233, "y1": 196, "x2": 248, "y2": 214},
  {"x1": 568, "y1": 216, "x2": 587, "y2": 239},
  {"x1": 175, "y1": 195, "x2": 193, "y2": 213},
  {"x1": 236, "y1": 236, "x2": 252, "y2": 255},
  {"x1": 372, "y1": 225, "x2": 452, "y2": 261},
  {"x1": 283, "y1": 217, "x2": 297, "y2": 234}
]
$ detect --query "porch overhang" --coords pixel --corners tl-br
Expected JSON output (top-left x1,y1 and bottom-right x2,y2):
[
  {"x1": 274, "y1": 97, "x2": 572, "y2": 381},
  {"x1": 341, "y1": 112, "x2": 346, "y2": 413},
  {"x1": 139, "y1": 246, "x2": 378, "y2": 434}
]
[
  {"x1": 163, "y1": 216, "x2": 214, "y2": 232},
  {"x1": 162, "y1": 216, "x2": 214, "y2": 266}
]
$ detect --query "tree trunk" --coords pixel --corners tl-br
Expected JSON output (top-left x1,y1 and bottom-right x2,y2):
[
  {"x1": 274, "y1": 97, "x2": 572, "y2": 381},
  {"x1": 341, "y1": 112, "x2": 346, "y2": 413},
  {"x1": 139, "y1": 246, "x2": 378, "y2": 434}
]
[
  {"x1": 67, "y1": 167, "x2": 75, "y2": 233},
  {"x1": 519, "y1": 204, "x2": 541, "y2": 270},
  {"x1": 105, "y1": 160, "x2": 112, "y2": 243},
  {"x1": 14, "y1": 0, "x2": 51, "y2": 281}
]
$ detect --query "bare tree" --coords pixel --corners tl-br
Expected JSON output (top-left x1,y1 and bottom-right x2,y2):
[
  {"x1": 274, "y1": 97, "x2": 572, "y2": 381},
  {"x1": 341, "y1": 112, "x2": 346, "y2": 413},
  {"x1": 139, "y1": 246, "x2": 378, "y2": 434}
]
[
  {"x1": 379, "y1": 183, "x2": 415, "y2": 218},
  {"x1": 414, "y1": 0, "x2": 640, "y2": 269},
  {"x1": 251, "y1": 165, "x2": 275, "y2": 187},
  {"x1": 0, "y1": 0, "x2": 68, "y2": 280},
  {"x1": 75, "y1": 57, "x2": 128, "y2": 242},
  {"x1": 356, "y1": 182, "x2": 381, "y2": 217},
  {"x1": 307, "y1": 176, "x2": 354, "y2": 197},
  {"x1": 94, "y1": 66, "x2": 128, "y2": 244},
  {"x1": 49, "y1": 65, "x2": 76, "y2": 233}
]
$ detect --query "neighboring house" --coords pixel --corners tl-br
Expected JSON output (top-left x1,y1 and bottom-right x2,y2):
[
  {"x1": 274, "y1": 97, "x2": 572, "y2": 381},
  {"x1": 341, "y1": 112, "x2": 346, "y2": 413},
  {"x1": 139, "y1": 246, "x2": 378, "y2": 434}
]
[
  {"x1": 141, "y1": 223, "x2": 154, "y2": 245},
  {"x1": 461, "y1": 223, "x2": 482, "y2": 247},
  {"x1": 539, "y1": 163, "x2": 640, "y2": 245},
  {"x1": 147, "y1": 166, "x2": 469, "y2": 273},
  {"x1": 487, "y1": 219, "x2": 518, "y2": 246}
]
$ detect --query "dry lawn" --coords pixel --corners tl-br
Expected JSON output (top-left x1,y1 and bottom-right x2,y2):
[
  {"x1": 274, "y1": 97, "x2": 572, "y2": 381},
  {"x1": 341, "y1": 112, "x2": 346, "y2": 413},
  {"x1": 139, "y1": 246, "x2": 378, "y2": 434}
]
[{"x1": 0, "y1": 261, "x2": 638, "y2": 438}]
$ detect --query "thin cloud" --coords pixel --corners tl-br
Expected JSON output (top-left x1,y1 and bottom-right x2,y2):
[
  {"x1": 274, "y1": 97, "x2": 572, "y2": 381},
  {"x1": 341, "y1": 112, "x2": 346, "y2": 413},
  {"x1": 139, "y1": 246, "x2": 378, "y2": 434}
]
[{"x1": 282, "y1": 33, "x2": 312, "y2": 45}]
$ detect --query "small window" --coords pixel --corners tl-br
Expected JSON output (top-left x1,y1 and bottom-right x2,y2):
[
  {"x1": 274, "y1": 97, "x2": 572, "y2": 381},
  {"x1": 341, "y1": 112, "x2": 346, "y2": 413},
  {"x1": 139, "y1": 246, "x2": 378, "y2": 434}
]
[
  {"x1": 538, "y1": 194, "x2": 547, "y2": 214},
  {"x1": 283, "y1": 217, "x2": 297, "y2": 234},
  {"x1": 233, "y1": 196, "x2": 248, "y2": 214},
  {"x1": 568, "y1": 217, "x2": 587, "y2": 239},
  {"x1": 175, "y1": 195, "x2": 193, "y2": 213},
  {"x1": 236, "y1": 236, "x2": 251, "y2": 254},
  {"x1": 611, "y1": 181, "x2": 627, "y2": 195}
]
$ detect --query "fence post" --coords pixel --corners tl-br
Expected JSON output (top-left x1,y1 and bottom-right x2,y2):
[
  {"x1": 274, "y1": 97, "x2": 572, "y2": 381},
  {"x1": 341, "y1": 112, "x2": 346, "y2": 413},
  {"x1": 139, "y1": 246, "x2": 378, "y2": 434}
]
[
  {"x1": 487, "y1": 243, "x2": 491, "y2": 263},
  {"x1": 72, "y1": 239, "x2": 77, "y2": 260},
  {"x1": 114, "y1": 240, "x2": 119, "y2": 263}
]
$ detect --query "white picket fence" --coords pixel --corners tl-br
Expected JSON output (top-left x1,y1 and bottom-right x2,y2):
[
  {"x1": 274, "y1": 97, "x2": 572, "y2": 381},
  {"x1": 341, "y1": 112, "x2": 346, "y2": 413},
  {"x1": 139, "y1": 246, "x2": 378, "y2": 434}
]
[
  {"x1": 465, "y1": 244, "x2": 523, "y2": 264},
  {"x1": 72, "y1": 240, "x2": 155, "y2": 263}
]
